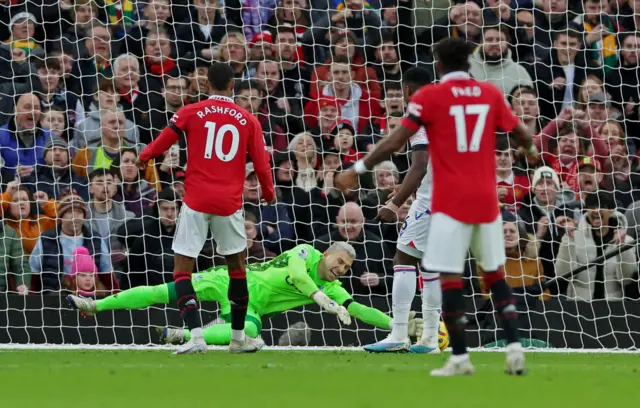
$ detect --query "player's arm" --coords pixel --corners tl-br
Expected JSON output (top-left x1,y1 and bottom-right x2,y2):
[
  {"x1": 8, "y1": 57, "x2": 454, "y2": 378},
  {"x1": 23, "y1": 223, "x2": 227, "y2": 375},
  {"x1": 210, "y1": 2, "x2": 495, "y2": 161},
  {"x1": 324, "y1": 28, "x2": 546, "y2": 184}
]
[
  {"x1": 247, "y1": 117, "x2": 276, "y2": 203},
  {"x1": 138, "y1": 112, "x2": 184, "y2": 163},
  {"x1": 385, "y1": 147, "x2": 428, "y2": 212}
]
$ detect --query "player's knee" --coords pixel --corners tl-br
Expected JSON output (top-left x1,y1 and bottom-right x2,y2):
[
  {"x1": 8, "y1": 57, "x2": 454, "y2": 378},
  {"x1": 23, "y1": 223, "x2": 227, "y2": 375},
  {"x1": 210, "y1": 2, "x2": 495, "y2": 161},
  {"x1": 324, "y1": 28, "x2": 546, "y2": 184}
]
[
  {"x1": 482, "y1": 266, "x2": 505, "y2": 288},
  {"x1": 244, "y1": 321, "x2": 260, "y2": 338},
  {"x1": 225, "y1": 252, "x2": 246, "y2": 271},
  {"x1": 394, "y1": 250, "x2": 419, "y2": 268}
]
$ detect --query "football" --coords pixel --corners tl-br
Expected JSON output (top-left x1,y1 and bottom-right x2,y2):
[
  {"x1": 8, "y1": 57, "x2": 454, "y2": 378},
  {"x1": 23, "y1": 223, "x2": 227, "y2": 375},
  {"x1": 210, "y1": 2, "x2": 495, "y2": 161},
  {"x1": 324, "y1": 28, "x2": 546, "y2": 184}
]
[{"x1": 438, "y1": 321, "x2": 450, "y2": 351}]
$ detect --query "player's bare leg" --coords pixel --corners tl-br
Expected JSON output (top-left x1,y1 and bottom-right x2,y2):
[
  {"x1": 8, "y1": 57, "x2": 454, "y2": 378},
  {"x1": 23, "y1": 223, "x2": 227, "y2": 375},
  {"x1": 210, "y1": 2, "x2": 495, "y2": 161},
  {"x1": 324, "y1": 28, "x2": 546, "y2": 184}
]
[
  {"x1": 430, "y1": 273, "x2": 475, "y2": 377},
  {"x1": 483, "y1": 267, "x2": 526, "y2": 375},
  {"x1": 172, "y1": 254, "x2": 207, "y2": 355},
  {"x1": 226, "y1": 251, "x2": 264, "y2": 353}
]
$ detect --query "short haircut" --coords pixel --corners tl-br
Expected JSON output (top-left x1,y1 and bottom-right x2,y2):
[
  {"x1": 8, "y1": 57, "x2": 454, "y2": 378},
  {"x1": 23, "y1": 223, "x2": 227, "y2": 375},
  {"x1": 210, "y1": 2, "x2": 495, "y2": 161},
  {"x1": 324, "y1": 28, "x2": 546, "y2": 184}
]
[
  {"x1": 113, "y1": 53, "x2": 139, "y2": 73},
  {"x1": 374, "y1": 160, "x2": 400, "y2": 183},
  {"x1": 554, "y1": 25, "x2": 582, "y2": 42},
  {"x1": 327, "y1": 241, "x2": 356, "y2": 259},
  {"x1": 383, "y1": 80, "x2": 403, "y2": 95},
  {"x1": 88, "y1": 167, "x2": 117, "y2": 181},
  {"x1": 207, "y1": 62, "x2": 235, "y2": 91},
  {"x1": 584, "y1": 191, "x2": 615, "y2": 210},
  {"x1": 85, "y1": 20, "x2": 108, "y2": 37},
  {"x1": 273, "y1": 25, "x2": 296, "y2": 43},
  {"x1": 98, "y1": 78, "x2": 116, "y2": 93},
  {"x1": 495, "y1": 135, "x2": 516, "y2": 152},
  {"x1": 235, "y1": 79, "x2": 263, "y2": 95},
  {"x1": 483, "y1": 24, "x2": 510, "y2": 41},
  {"x1": 34, "y1": 56, "x2": 61, "y2": 71},
  {"x1": 508, "y1": 85, "x2": 537, "y2": 106},
  {"x1": 332, "y1": 54, "x2": 351, "y2": 65},
  {"x1": 433, "y1": 38, "x2": 473, "y2": 73},
  {"x1": 245, "y1": 211, "x2": 258, "y2": 224},
  {"x1": 403, "y1": 67, "x2": 432, "y2": 90},
  {"x1": 380, "y1": 30, "x2": 397, "y2": 45}
]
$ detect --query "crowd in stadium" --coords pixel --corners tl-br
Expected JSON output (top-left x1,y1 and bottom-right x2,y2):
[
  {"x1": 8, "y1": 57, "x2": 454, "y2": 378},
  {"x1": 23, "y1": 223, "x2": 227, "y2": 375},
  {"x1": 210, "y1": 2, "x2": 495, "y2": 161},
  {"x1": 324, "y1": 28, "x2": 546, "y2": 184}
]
[{"x1": 1, "y1": 0, "x2": 640, "y2": 308}]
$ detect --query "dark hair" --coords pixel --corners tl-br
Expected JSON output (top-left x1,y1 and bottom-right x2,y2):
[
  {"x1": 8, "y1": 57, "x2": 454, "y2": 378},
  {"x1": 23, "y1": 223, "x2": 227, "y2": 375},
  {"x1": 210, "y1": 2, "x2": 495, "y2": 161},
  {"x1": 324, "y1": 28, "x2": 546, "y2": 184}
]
[
  {"x1": 88, "y1": 167, "x2": 117, "y2": 182},
  {"x1": 553, "y1": 25, "x2": 582, "y2": 42},
  {"x1": 97, "y1": 78, "x2": 116, "y2": 93},
  {"x1": 332, "y1": 54, "x2": 351, "y2": 65},
  {"x1": 110, "y1": 148, "x2": 141, "y2": 185},
  {"x1": 245, "y1": 210, "x2": 258, "y2": 224},
  {"x1": 403, "y1": 67, "x2": 432, "y2": 90},
  {"x1": 584, "y1": 191, "x2": 615, "y2": 210},
  {"x1": 273, "y1": 25, "x2": 296, "y2": 43},
  {"x1": 380, "y1": 30, "x2": 397, "y2": 45},
  {"x1": 508, "y1": 85, "x2": 537, "y2": 106},
  {"x1": 383, "y1": 80, "x2": 403, "y2": 97},
  {"x1": 33, "y1": 56, "x2": 61, "y2": 71},
  {"x1": 163, "y1": 73, "x2": 189, "y2": 90},
  {"x1": 235, "y1": 79, "x2": 264, "y2": 95},
  {"x1": 483, "y1": 24, "x2": 510, "y2": 42},
  {"x1": 207, "y1": 62, "x2": 235, "y2": 91},
  {"x1": 433, "y1": 38, "x2": 473, "y2": 73},
  {"x1": 7, "y1": 185, "x2": 39, "y2": 221},
  {"x1": 495, "y1": 135, "x2": 516, "y2": 152}
]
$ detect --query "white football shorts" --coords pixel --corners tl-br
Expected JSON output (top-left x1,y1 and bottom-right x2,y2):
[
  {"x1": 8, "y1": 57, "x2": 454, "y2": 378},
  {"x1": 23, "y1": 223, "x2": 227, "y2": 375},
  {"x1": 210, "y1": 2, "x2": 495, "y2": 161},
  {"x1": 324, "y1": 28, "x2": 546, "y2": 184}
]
[
  {"x1": 172, "y1": 203, "x2": 247, "y2": 257},
  {"x1": 397, "y1": 198, "x2": 431, "y2": 259}
]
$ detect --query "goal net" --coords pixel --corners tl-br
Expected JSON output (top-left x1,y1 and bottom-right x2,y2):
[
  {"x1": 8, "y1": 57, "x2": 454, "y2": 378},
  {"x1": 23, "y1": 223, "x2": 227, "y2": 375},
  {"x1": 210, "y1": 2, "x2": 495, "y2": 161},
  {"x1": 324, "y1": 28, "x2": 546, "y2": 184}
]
[{"x1": 1, "y1": 0, "x2": 639, "y2": 350}]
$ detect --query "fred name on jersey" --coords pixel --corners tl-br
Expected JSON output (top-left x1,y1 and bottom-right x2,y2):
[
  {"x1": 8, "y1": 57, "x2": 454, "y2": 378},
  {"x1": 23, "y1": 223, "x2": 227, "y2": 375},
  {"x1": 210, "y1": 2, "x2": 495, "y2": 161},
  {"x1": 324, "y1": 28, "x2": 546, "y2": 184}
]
[{"x1": 451, "y1": 85, "x2": 482, "y2": 98}]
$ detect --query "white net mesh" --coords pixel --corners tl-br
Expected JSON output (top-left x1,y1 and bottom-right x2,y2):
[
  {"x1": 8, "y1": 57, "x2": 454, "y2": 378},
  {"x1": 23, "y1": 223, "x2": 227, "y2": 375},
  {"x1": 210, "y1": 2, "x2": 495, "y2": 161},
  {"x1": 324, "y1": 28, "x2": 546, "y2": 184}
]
[{"x1": 1, "y1": 0, "x2": 640, "y2": 349}]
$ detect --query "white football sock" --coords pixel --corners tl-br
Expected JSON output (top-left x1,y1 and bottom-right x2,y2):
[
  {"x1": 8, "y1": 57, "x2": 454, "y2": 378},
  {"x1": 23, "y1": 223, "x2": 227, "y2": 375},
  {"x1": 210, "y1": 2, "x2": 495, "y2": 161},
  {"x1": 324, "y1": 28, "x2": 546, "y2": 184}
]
[
  {"x1": 190, "y1": 327, "x2": 204, "y2": 342},
  {"x1": 231, "y1": 329, "x2": 245, "y2": 342},
  {"x1": 390, "y1": 265, "x2": 417, "y2": 340},
  {"x1": 421, "y1": 272, "x2": 441, "y2": 347}
]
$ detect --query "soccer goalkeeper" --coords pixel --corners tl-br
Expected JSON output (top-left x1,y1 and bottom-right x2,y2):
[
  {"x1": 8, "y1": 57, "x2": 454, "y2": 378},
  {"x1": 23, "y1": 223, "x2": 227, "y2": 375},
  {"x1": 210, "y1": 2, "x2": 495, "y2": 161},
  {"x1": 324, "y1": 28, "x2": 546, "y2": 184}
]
[{"x1": 68, "y1": 243, "x2": 424, "y2": 347}]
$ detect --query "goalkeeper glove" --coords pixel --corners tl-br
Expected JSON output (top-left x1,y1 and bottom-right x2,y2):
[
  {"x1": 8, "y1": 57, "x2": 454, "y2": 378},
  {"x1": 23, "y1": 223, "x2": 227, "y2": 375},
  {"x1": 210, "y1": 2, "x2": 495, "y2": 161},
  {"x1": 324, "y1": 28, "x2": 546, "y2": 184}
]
[
  {"x1": 312, "y1": 292, "x2": 352, "y2": 325},
  {"x1": 408, "y1": 311, "x2": 424, "y2": 339}
]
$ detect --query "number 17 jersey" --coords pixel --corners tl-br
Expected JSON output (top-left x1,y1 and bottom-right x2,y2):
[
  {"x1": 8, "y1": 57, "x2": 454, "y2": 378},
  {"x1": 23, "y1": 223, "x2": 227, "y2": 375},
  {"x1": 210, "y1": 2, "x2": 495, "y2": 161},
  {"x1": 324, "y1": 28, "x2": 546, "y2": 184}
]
[{"x1": 400, "y1": 72, "x2": 520, "y2": 224}]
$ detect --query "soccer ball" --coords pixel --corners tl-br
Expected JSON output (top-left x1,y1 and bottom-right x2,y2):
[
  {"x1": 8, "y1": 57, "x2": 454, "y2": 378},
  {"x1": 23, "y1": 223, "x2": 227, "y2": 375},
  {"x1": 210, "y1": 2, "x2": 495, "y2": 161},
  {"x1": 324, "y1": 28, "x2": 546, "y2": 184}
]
[{"x1": 438, "y1": 321, "x2": 450, "y2": 351}]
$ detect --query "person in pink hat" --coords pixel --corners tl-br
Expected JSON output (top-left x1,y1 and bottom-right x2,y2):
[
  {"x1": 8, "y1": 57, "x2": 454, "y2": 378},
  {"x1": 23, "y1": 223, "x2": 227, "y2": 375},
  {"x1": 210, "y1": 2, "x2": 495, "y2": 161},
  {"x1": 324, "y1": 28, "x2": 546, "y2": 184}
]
[{"x1": 63, "y1": 246, "x2": 106, "y2": 297}]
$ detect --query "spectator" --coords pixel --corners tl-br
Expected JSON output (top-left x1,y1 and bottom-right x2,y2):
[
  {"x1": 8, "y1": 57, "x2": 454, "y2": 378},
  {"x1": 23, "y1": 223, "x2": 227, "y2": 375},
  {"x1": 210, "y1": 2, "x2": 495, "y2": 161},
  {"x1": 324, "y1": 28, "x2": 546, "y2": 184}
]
[
  {"x1": 73, "y1": 21, "x2": 113, "y2": 108},
  {"x1": 243, "y1": 162, "x2": 294, "y2": 252},
  {"x1": 531, "y1": 0, "x2": 570, "y2": 60},
  {"x1": 418, "y1": 1, "x2": 482, "y2": 57},
  {"x1": 85, "y1": 168, "x2": 135, "y2": 265},
  {"x1": 62, "y1": 246, "x2": 110, "y2": 298},
  {"x1": 528, "y1": 28, "x2": 600, "y2": 121},
  {"x1": 509, "y1": 86, "x2": 543, "y2": 134},
  {"x1": 314, "y1": 202, "x2": 391, "y2": 295},
  {"x1": 477, "y1": 216, "x2": 545, "y2": 305},
  {"x1": 577, "y1": 75, "x2": 605, "y2": 109},
  {"x1": 141, "y1": 74, "x2": 188, "y2": 144},
  {"x1": 267, "y1": 0, "x2": 316, "y2": 62},
  {"x1": 175, "y1": 0, "x2": 235, "y2": 62},
  {"x1": 141, "y1": 28, "x2": 177, "y2": 90},
  {"x1": 584, "y1": 92, "x2": 610, "y2": 128},
  {"x1": 237, "y1": 0, "x2": 276, "y2": 43},
  {"x1": 373, "y1": 31, "x2": 402, "y2": 85},
  {"x1": 605, "y1": 33, "x2": 640, "y2": 146},
  {"x1": 519, "y1": 166, "x2": 574, "y2": 287},
  {"x1": 0, "y1": 223, "x2": 30, "y2": 294},
  {"x1": 123, "y1": 187, "x2": 188, "y2": 287},
  {"x1": 111, "y1": 148, "x2": 158, "y2": 218},
  {"x1": 104, "y1": 0, "x2": 139, "y2": 38},
  {"x1": 469, "y1": 25, "x2": 533, "y2": 97},
  {"x1": 72, "y1": 79, "x2": 139, "y2": 149},
  {"x1": 304, "y1": 54, "x2": 381, "y2": 134},
  {"x1": 234, "y1": 79, "x2": 287, "y2": 152},
  {"x1": 247, "y1": 32, "x2": 274, "y2": 72},
  {"x1": 1, "y1": 181, "x2": 57, "y2": 256},
  {"x1": 331, "y1": 119, "x2": 363, "y2": 165},
  {"x1": 496, "y1": 136, "x2": 530, "y2": 213},
  {"x1": 373, "y1": 112, "x2": 410, "y2": 176},
  {"x1": 185, "y1": 58, "x2": 211, "y2": 104},
  {"x1": 29, "y1": 194, "x2": 113, "y2": 293},
  {"x1": 112, "y1": 53, "x2": 159, "y2": 127},
  {"x1": 555, "y1": 191, "x2": 636, "y2": 301},
  {"x1": 310, "y1": 30, "x2": 380, "y2": 101},
  {"x1": 307, "y1": 95, "x2": 342, "y2": 150},
  {"x1": 219, "y1": 31, "x2": 249, "y2": 79},
  {"x1": 40, "y1": 106, "x2": 68, "y2": 141},
  {"x1": 245, "y1": 211, "x2": 277, "y2": 263},
  {"x1": 359, "y1": 160, "x2": 398, "y2": 220},
  {"x1": 0, "y1": 92, "x2": 53, "y2": 179},
  {"x1": 288, "y1": 132, "x2": 319, "y2": 192},
  {"x1": 4, "y1": 12, "x2": 40, "y2": 58},
  {"x1": 573, "y1": 0, "x2": 619, "y2": 72},
  {"x1": 122, "y1": 0, "x2": 176, "y2": 58},
  {"x1": 33, "y1": 137, "x2": 90, "y2": 202}
]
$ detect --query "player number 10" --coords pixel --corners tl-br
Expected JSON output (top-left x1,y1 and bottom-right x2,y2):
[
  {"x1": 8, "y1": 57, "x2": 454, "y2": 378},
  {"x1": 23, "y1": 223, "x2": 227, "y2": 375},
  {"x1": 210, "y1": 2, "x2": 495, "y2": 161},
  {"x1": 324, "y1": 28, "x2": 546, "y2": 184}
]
[
  {"x1": 204, "y1": 121, "x2": 240, "y2": 162},
  {"x1": 449, "y1": 104, "x2": 489, "y2": 153}
]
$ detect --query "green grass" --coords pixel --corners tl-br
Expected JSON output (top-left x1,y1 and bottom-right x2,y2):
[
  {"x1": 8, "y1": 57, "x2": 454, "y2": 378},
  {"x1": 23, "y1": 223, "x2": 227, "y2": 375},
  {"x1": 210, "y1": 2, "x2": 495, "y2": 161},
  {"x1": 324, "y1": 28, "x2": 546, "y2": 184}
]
[{"x1": 0, "y1": 350, "x2": 638, "y2": 407}]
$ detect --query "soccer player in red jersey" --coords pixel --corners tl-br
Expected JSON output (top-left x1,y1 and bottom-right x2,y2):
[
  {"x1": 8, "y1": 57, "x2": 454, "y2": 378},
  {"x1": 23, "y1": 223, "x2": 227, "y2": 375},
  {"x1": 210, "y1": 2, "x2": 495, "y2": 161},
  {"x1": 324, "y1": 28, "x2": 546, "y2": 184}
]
[
  {"x1": 138, "y1": 63, "x2": 276, "y2": 354},
  {"x1": 336, "y1": 38, "x2": 536, "y2": 376}
]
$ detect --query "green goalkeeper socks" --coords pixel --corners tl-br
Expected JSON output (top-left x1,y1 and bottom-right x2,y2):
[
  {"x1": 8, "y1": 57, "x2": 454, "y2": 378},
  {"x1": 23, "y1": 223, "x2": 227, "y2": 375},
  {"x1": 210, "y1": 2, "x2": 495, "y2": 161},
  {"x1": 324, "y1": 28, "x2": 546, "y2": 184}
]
[
  {"x1": 96, "y1": 285, "x2": 171, "y2": 312},
  {"x1": 184, "y1": 321, "x2": 260, "y2": 345}
]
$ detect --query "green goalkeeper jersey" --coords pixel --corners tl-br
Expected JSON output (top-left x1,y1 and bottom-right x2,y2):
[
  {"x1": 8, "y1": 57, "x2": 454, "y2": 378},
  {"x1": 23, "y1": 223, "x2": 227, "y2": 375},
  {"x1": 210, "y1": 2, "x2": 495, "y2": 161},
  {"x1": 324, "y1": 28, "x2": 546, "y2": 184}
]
[{"x1": 192, "y1": 244, "x2": 352, "y2": 319}]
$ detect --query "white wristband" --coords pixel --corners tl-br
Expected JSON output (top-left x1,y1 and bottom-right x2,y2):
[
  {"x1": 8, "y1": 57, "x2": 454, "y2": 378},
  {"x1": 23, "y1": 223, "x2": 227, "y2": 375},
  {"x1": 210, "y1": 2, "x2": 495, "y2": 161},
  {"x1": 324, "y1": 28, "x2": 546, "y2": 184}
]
[{"x1": 353, "y1": 160, "x2": 368, "y2": 175}]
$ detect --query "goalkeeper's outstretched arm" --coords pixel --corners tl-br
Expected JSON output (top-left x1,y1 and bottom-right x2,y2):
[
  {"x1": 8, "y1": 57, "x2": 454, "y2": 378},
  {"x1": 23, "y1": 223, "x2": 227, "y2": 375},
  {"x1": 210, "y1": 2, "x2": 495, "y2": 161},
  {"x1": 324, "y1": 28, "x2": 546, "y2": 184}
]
[{"x1": 343, "y1": 300, "x2": 422, "y2": 337}]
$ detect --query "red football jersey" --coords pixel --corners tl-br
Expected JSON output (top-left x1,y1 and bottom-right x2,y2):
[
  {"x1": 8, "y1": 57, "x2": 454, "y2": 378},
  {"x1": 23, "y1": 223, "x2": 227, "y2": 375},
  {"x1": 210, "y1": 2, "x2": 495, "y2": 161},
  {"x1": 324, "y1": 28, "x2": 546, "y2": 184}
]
[
  {"x1": 139, "y1": 95, "x2": 275, "y2": 216},
  {"x1": 401, "y1": 72, "x2": 520, "y2": 223}
]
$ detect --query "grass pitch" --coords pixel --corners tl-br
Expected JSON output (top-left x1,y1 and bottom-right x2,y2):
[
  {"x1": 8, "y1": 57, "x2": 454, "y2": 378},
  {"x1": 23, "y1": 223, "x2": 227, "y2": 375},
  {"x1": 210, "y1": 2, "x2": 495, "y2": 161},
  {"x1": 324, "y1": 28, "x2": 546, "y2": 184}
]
[{"x1": 0, "y1": 350, "x2": 637, "y2": 407}]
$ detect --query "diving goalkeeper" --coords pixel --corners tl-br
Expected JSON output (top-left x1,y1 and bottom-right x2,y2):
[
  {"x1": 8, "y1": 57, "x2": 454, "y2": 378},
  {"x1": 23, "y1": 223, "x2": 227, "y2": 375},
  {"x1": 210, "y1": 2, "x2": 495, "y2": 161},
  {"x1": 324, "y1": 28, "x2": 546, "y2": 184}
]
[{"x1": 67, "y1": 243, "x2": 424, "y2": 345}]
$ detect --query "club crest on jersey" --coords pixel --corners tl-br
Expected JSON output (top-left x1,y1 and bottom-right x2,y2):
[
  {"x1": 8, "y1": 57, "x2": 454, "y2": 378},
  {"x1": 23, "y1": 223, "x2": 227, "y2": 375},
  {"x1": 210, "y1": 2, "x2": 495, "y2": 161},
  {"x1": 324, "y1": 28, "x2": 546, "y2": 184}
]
[
  {"x1": 298, "y1": 248, "x2": 309, "y2": 260},
  {"x1": 170, "y1": 114, "x2": 178, "y2": 123},
  {"x1": 407, "y1": 102, "x2": 422, "y2": 117}
]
